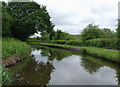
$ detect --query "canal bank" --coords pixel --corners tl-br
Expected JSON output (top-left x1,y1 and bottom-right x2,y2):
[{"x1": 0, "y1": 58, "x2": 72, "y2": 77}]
[
  {"x1": 2, "y1": 38, "x2": 31, "y2": 67},
  {"x1": 30, "y1": 42, "x2": 120, "y2": 64},
  {"x1": 2, "y1": 38, "x2": 31, "y2": 85}
]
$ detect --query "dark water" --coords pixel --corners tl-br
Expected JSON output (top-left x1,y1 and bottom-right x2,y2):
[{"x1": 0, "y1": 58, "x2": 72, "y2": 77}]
[{"x1": 8, "y1": 44, "x2": 120, "y2": 85}]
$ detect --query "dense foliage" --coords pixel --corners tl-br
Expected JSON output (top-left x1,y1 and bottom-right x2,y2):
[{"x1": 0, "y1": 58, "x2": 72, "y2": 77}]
[
  {"x1": 117, "y1": 20, "x2": 120, "y2": 39},
  {"x1": 2, "y1": 2, "x2": 13, "y2": 37},
  {"x1": 39, "y1": 38, "x2": 118, "y2": 50},
  {"x1": 31, "y1": 29, "x2": 77, "y2": 41},
  {"x1": 85, "y1": 38, "x2": 118, "y2": 49},
  {"x1": 81, "y1": 24, "x2": 106, "y2": 41},
  {"x1": 117, "y1": 20, "x2": 120, "y2": 49},
  {"x1": 2, "y1": 66, "x2": 13, "y2": 85},
  {"x1": 2, "y1": 1, "x2": 54, "y2": 41}
]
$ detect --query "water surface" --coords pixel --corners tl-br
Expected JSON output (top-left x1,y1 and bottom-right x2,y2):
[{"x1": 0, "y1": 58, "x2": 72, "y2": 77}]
[{"x1": 9, "y1": 44, "x2": 120, "y2": 85}]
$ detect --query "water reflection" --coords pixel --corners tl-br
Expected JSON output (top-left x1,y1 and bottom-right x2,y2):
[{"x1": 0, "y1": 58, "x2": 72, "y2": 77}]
[
  {"x1": 12, "y1": 57, "x2": 55, "y2": 85},
  {"x1": 33, "y1": 45, "x2": 73, "y2": 61},
  {"x1": 81, "y1": 55, "x2": 102, "y2": 74},
  {"x1": 9, "y1": 44, "x2": 120, "y2": 85}
]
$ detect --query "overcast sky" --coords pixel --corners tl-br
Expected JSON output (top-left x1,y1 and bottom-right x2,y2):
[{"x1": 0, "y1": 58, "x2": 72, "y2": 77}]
[
  {"x1": 2, "y1": 0, "x2": 119, "y2": 35},
  {"x1": 34, "y1": 0, "x2": 119, "y2": 35}
]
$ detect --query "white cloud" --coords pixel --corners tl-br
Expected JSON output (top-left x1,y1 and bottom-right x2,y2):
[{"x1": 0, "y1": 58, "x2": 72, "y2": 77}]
[
  {"x1": 35, "y1": 0, "x2": 119, "y2": 34},
  {"x1": 2, "y1": 0, "x2": 119, "y2": 34}
]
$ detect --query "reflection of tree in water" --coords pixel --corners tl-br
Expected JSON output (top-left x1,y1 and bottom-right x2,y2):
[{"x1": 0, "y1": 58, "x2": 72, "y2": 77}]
[
  {"x1": 13, "y1": 58, "x2": 55, "y2": 85},
  {"x1": 30, "y1": 43, "x2": 74, "y2": 61},
  {"x1": 81, "y1": 55, "x2": 120, "y2": 85},
  {"x1": 81, "y1": 55, "x2": 102, "y2": 74},
  {"x1": 116, "y1": 68, "x2": 120, "y2": 86},
  {"x1": 40, "y1": 46, "x2": 73, "y2": 61}
]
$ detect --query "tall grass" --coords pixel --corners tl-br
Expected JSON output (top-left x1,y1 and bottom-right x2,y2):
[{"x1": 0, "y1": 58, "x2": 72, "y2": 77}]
[{"x1": 2, "y1": 38, "x2": 30, "y2": 59}]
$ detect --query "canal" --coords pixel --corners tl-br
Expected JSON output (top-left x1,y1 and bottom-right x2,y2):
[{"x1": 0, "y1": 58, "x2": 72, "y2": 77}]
[{"x1": 8, "y1": 44, "x2": 120, "y2": 85}]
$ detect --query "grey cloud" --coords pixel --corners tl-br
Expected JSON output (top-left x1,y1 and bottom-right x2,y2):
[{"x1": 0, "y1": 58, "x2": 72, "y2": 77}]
[
  {"x1": 36, "y1": 0, "x2": 118, "y2": 34},
  {"x1": 91, "y1": 5, "x2": 115, "y2": 15}
]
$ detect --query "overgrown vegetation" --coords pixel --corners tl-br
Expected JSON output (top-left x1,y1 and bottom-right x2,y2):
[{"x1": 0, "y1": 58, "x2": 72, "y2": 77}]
[
  {"x1": 2, "y1": 66, "x2": 13, "y2": 85},
  {"x1": 2, "y1": 38, "x2": 30, "y2": 58}
]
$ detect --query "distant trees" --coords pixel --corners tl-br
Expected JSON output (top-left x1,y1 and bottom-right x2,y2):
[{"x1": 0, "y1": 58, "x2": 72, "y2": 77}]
[
  {"x1": 117, "y1": 19, "x2": 120, "y2": 49},
  {"x1": 81, "y1": 24, "x2": 106, "y2": 41},
  {"x1": 52, "y1": 29, "x2": 76, "y2": 40},
  {"x1": 2, "y1": 1, "x2": 54, "y2": 41},
  {"x1": 41, "y1": 31, "x2": 50, "y2": 40},
  {"x1": 117, "y1": 20, "x2": 120, "y2": 38},
  {"x1": 81, "y1": 24, "x2": 117, "y2": 42},
  {"x1": 102, "y1": 28, "x2": 116, "y2": 38}
]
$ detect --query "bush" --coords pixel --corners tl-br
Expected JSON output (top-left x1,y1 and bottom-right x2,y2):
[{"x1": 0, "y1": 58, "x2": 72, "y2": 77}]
[
  {"x1": 37, "y1": 38, "x2": 118, "y2": 50},
  {"x1": 85, "y1": 38, "x2": 118, "y2": 49},
  {"x1": 2, "y1": 66, "x2": 13, "y2": 85},
  {"x1": 66, "y1": 40, "x2": 83, "y2": 46}
]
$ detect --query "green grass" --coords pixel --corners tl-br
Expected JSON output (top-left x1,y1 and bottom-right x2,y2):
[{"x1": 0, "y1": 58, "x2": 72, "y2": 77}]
[
  {"x1": 2, "y1": 38, "x2": 30, "y2": 59},
  {"x1": 30, "y1": 42, "x2": 120, "y2": 63}
]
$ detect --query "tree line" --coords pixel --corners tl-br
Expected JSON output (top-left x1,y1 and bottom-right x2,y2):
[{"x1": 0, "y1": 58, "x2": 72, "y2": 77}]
[{"x1": 2, "y1": 1, "x2": 119, "y2": 42}]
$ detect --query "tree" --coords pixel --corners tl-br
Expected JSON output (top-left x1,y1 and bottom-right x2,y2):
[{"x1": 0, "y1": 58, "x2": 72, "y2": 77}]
[
  {"x1": 41, "y1": 31, "x2": 50, "y2": 40},
  {"x1": 52, "y1": 29, "x2": 76, "y2": 40},
  {"x1": 6, "y1": 2, "x2": 54, "y2": 41},
  {"x1": 102, "y1": 28, "x2": 115, "y2": 38},
  {"x1": 2, "y1": 2, "x2": 13, "y2": 37},
  {"x1": 117, "y1": 20, "x2": 120, "y2": 38},
  {"x1": 81, "y1": 24, "x2": 106, "y2": 41},
  {"x1": 117, "y1": 19, "x2": 120, "y2": 49}
]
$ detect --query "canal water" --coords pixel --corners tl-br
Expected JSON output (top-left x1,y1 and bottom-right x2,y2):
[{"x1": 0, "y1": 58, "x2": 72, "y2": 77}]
[{"x1": 8, "y1": 44, "x2": 120, "y2": 85}]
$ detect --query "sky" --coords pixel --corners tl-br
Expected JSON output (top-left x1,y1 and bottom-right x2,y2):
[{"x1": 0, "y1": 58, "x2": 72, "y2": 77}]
[
  {"x1": 34, "y1": 0, "x2": 119, "y2": 35},
  {"x1": 2, "y1": 0, "x2": 120, "y2": 35}
]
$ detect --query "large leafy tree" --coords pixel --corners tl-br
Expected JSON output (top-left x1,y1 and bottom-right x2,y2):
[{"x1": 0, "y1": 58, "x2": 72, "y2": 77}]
[
  {"x1": 81, "y1": 24, "x2": 106, "y2": 41},
  {"x1": 6, "y1": 1, "x2": 54, "y2": 41},
  {"x1": 2, "y1": 2, "x2": 13, "y2": 37}
]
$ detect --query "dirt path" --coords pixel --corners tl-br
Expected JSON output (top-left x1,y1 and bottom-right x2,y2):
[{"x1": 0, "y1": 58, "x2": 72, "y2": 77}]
[{"x1": 102, "y1": 49, "x2": 120, "y2": 53}]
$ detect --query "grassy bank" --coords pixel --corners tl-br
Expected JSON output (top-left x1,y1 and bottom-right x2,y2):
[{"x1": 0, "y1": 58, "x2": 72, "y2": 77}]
[
  {"x1": 31, "y1": 38, "x2": 118, "y2": 50},
  {"x1": 2, "y1": 38, "x2": 31, "y2": 85},
  {"x1": 2, "y1": 38, "x2": 30, "y2": 59},
  {"x1": 30, "y1": 42, "x2": 120, "y2": 63}
]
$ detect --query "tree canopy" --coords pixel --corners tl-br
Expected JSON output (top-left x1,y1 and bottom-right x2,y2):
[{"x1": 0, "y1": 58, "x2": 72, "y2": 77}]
[
  {"x1": 2, "y1": 1, "x2": 54, "y2": 41},
  {"x1": 81, "y1": 24, "x2": 106, "y2": 41},
  {"x1": 2, "y1": 2, "x2": 13, "y2": 37}
]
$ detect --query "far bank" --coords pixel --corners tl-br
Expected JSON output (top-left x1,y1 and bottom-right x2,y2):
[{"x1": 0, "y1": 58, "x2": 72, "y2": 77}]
[{"x1": 29, "y1": 42, "x2": 120, "y2": 64}]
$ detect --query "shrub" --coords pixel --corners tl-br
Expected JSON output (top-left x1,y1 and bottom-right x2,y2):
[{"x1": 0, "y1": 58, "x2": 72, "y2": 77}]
[
  {"x1": 66, "y1": 40, "x2": 83, "y2": 46},
  {"x1": 85, "y1": 38, "x2": 118, "y2": 49},
  {"x1": 2, "y1": 66, "x2": 13, "y2": 85}
]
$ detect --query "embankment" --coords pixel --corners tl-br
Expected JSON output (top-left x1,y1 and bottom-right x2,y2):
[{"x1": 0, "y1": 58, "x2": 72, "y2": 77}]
[
  {"x1": 30, "y1": 42, "x2": 120, "y2": 64},
  {"x1": 2, "y1": 38, "x2": 31, "y2": 67}
]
